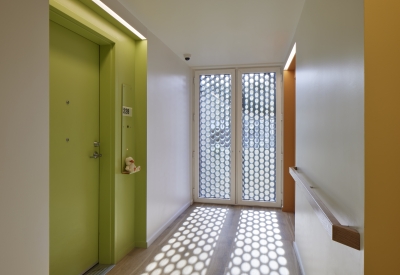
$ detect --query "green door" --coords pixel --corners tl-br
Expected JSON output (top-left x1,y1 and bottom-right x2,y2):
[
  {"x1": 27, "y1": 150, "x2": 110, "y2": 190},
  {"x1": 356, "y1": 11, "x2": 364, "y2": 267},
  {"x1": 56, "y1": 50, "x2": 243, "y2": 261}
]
[{"x1": 50, "y1": 21, "x2": 100, "y2": 275}]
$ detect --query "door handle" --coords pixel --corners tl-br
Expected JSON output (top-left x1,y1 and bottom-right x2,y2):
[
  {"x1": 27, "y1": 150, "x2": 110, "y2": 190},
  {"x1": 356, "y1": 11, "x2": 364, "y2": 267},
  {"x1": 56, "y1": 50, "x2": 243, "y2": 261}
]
[{"x1": 90, "y1": 151, "x2": 102, "y2": 159}]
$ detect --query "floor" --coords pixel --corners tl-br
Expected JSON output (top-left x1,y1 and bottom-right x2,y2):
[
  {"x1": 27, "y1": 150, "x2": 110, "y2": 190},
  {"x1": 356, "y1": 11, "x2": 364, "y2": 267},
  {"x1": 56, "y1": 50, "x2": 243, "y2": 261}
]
[{"x1": 108, "y1": 203, "x2": 299, "y2": 275}]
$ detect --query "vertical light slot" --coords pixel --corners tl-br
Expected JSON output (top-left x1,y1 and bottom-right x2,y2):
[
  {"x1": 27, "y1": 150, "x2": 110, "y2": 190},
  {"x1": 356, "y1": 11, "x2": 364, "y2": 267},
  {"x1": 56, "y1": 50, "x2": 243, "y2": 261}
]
[
  {"x1": 284, "y1": 43, "x2": 296, "y2": 70},
  {"x1": 92, "y1": 0, "x2": 146, "y2": 40}
]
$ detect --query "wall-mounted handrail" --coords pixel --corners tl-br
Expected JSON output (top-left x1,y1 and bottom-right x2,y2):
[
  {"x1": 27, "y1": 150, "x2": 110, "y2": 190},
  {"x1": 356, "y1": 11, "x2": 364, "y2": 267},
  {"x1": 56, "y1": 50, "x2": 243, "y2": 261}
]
[{"x1": 289, "y1": 167, "x2": 360, "y2": 250}]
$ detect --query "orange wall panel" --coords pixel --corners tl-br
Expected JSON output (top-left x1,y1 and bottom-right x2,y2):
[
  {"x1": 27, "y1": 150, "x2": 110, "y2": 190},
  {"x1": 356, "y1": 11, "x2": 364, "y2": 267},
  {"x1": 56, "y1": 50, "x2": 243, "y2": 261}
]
[
  {"x1": 365, "y1": 0, "x2": 400, "y2": 273},
  {"x1": 282, "y1": 70, "x2": 296, "y2": 213}
]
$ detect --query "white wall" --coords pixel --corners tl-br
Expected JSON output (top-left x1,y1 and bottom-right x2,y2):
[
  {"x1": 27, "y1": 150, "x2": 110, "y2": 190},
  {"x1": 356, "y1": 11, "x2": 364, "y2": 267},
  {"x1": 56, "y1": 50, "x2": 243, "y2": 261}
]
[
  {"x1": 147, "y1": 31, "x2": 192, "y2": 244},
  {"x1": 293, "y1": 0, "x2": 364, "y2": 274},
  {"x1": 0, "y1": 1, "x2": 49, "y2": 274}
]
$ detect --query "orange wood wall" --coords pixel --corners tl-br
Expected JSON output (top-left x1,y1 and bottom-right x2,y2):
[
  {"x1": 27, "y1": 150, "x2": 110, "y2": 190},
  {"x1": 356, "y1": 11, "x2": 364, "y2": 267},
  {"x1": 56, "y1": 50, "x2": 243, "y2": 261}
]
[
  {"x1": 365, "y1": 0, "x2": 400, "y2": 273},
  {"x1": 282, "y1": 69, "x2": 296, "y2": 212}
]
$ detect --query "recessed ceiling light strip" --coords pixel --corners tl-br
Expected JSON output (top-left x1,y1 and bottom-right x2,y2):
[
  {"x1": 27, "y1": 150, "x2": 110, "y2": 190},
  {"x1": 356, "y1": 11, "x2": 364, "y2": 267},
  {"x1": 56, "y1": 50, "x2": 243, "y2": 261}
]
[
  {"x1": 92, "y1": 0, "x2": 146, "y2": 40},
  {"x1": 284, "y1": 43, "x2": 296, "y2": 70}
]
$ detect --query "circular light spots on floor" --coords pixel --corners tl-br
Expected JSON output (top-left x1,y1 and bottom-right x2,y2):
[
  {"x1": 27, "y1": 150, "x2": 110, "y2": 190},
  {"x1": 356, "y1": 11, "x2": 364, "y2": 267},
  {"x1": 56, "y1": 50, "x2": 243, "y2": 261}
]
[
  {"x1": 194, "y1": 261, "x2": 204, "y2": 271},
  {"x1": 159, "y1": 258, "x2": 169, "y2": 267},
  {"x1": 199, "y1": 252, "x2": 208, "y2": 261},
  {"x1": 251, "y1": 250, "x2": 260, "y2": 258},
  {"x1": 145, "y1": 262, "x2": 157, "y2": 272},
  {"x1": 164, "y1": 264, "x2": 175, "y2": 274},
  {"x1": 242, "y1": 253, "x2": 252, "y2": 261},
  {"x1": 172, "y1": 242, "x2": 181, "y2": 249},
  {"x1": 233, "y1": 256, "x2": 242, "y2": 265},
  {"x1": 241, "y1": 262, "x2": 251, "y2": 272},
  {"x1": 154, "y1": 253, "x2": 164, "y2": 261},
  {"x1": 186, "y1": 254, "x2": 196, "y2": 264},
  {"x1": 274, "y1": 234, "x2": 282, "y2": 240},
  {"x1": 268, "y1": 237, "x2": 275, "y2": 242},
  {"x1": 235, "y1": 248, "x2": 243, "y2": 256},
  {"x1": 251, "y1": 258, "x2": 261, "y2": 268},
  {"x1": 260, "y1": 246, "x2": 268, "y2": 254},
  {"x1": 176, "y1": 259, "x2": 187, "y2": 269},
  {"x1": 278, "y1": 256, "x2": 287, "y2": 265},
  {"x1": 193, "y1": 248, "x2": 202, "y2": 255},
  {"x1": 166, "y1": 250, "x2": 175, "y2": 257},
  {"x1": 226, "y1": 210, "x2": 290, "y2": 275},
  {"x1": 169, "y1": 238, "x2": 176, "y2": 244},
  {"x1": 260, "y1": 255, "x2": 269, "y2": 264},
  {"x1": 182, "y1": 265, "x2": 193, "y2": 275},
  {"x1": 251, "y1": 242, "x2": 260, "y2": 249},
  {"x1": 279, "y1": 266, "x2": 290, "y2": 275},
  {"x1": 231, "y1": 266, "x2": 241, "y2": 275},
  {"x1": 244, "y1": 245, "x2": 252, "y2": 252},
  {"x1": 150, "y1": 268, "x2": 162, "y2": 275},
  {"x1": 269, "y1": 260, "x2": 279, "y2": 270},
  {"x1": 245, "y1": 238, "x2": 253, "y2": 245},
  {"x1": 141, "y1": 207, "x2": 229, "y2": 275},
  {"x1": 268, "y1": 251, "x2": 277, "y2": 259},
  {"x1": 250, "y1": 269, "x2": 261, "y2": 275},
  {"x1": 260, "y1": 239, "x2": 267, "y2": 246},
  {"x1": 171, "y1": 254, "x2": 181, "y2": 263}
]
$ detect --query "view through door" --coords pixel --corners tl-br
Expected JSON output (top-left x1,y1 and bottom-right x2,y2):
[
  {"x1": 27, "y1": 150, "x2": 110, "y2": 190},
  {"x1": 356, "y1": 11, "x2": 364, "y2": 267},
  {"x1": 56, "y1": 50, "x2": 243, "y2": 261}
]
[
  {"x1": 50, "y1": 21, "x2": 100, "y2": 275},
  {"x1": 194, "y1": 68, "x2": 282, "y2": 207}
]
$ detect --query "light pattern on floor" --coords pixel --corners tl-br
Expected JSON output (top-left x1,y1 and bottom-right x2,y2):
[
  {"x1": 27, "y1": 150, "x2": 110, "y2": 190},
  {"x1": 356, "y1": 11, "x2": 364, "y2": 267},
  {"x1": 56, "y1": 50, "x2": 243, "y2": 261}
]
[
  {"x1": 226, "y1": 210, "x2": 289, "y2": 275},
  {"x1": 141, "y1": 207, "x2": 228, "y2": 275}
]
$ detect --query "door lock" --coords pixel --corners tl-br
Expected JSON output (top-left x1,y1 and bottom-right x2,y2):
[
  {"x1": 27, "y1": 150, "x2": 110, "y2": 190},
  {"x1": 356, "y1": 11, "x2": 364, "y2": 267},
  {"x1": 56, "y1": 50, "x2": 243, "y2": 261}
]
[
  {"x1": 90, "y1": 151, "x2": 102, "y2": 159},
  {"x1": 94, "y1": 141, "x2": 100, "y2": 147}
]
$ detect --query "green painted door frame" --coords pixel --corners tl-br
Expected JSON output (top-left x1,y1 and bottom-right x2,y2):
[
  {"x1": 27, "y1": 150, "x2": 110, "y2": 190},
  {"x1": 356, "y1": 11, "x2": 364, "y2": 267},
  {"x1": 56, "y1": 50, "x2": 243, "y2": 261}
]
[{"x1": 50, "y1": 6, "x2": 117, "y2": 264}]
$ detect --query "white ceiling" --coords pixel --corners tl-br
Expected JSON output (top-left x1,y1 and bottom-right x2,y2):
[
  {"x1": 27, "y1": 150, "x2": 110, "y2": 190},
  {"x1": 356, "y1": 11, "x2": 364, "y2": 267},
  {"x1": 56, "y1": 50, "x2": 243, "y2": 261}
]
[{"x1": 120, "y1": 0, "x2": 305, "y2": 67}]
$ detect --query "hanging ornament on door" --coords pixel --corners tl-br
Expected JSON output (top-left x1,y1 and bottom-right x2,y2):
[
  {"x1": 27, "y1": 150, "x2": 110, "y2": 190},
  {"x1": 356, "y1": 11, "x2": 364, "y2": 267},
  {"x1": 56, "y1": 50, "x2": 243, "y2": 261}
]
[{"x1": 125, "y1": 157, "x2": 141, "y2": 174}]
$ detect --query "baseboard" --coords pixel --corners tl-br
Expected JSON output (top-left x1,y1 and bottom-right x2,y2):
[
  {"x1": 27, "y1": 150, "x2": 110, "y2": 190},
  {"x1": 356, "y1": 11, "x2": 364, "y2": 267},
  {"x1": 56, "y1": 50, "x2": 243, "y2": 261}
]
[
  {"x1": 293, "y1": 241, "x2": 306, "y2": 275},
  {"x1": 146, "y1": 201, "x2": 191, "y2": 247},
  {"x1": 134, "y1": 241, "x2": 147, "y2": 248}
]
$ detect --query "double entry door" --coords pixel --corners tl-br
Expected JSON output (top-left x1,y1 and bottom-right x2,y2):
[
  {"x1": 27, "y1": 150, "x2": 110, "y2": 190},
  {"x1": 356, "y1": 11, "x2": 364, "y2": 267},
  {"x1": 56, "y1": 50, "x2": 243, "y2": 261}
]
[{"x1": 194, "y1": 68, "x2": 282, "y2": 207}]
